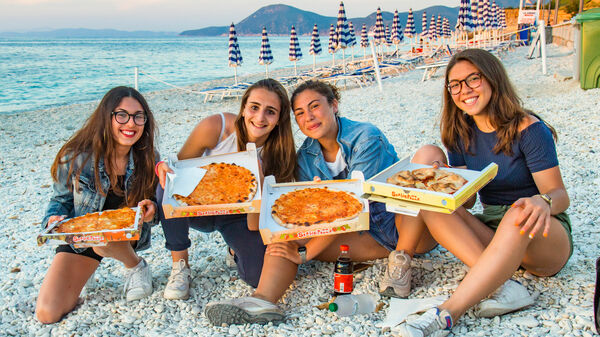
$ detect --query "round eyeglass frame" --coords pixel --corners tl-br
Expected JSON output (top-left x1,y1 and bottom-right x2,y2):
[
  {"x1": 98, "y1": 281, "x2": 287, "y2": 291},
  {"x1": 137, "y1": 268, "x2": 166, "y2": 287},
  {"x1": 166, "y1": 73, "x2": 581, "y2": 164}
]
[
  {"x1": 446, "y1": 72, "x2": 483, "y2": 95},
  {"x1": 112, "y1": 111, "x2": 147, "y2": 126}
]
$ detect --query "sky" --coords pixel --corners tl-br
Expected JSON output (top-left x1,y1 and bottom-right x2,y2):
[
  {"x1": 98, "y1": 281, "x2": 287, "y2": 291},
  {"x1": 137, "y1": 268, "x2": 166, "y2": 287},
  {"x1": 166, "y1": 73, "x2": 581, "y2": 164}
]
[{"x1": 0, "y1": 0, "x2": 460, "y2": 32}]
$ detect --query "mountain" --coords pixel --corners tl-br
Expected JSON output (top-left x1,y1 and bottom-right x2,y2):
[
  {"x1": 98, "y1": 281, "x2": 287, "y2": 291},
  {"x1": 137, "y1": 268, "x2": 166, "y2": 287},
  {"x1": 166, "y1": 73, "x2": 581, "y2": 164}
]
[
  {"x1": 180, "y1": 4, "x2": 462, "y2": 37},
  {"x1": 0, "y1": 28, "x2": 177, "y2": 38}
]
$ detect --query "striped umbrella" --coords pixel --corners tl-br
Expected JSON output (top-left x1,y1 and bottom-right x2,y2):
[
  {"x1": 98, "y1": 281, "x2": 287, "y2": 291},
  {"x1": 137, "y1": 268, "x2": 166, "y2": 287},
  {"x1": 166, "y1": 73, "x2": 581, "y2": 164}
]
[
  {"x1": 360, "y1": 23, "x2": 369, "y2": 58},
  {"x1": 491, "y1": 2, "x2": 499, "y2": 29},
  {"x1": 471, "y1": 0, "x2": 480, "y2": 31},
  {"x1": 258, "y1": 27, "x2": 273, "y2": 77},
  {"x1": 429, "y1": 15, "x2": 437, "y2": 41},
  {"x1": 309, "y1": 24, "x2": 321, "y2": 71},
  {"x1": 328, "y1": 24, "x2": 337, "y2": 66},
  {"x1": 404, "y1": 8, "x2": 416, "y2": 38},
  {"x1": 443, "y1": 17, "x2": 451, "y2": 38},
  {"x1": 391, "y1": 9, "x2": 403, "y2": 49},
  {"x1": 421, "y1": 11, "x2": 429, "y2": 40},
  {"x1": 228, "y1": 23, "x2": 242, "y2": 84},
  {"x1": 483, "y1": 0, "x2": 492, "y2": 30},
  {"x1": 436, "y1": 15, "x2": 443, "y2": 39},
  {"x1": 348, "y1": 21, "x2": 357, "y2": 62},
  {"x1": 385, "y1": 25, "x2": 392, "y2": 46},
  {"x1": 499, "y1": 6, "x2": 507, "y2": 29},
  {"x1": 374, "y1": 7, "x2": 386, "y2": 46},
  {"x1": 288, "y1": 25, "x2": 302, "y2": 75},
  {"x1": 476, "y1": 2, "x2": 485, "y2": 32},
  {"x1": 336, "y1": 1, "x2": 351, "y2": 70}
]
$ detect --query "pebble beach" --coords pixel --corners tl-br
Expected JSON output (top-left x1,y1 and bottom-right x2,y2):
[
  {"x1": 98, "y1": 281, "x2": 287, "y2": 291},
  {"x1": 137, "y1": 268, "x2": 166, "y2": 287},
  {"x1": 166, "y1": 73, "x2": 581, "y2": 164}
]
[{"x1": 1, "y1": 44, "x2": 599, "y2": 336}]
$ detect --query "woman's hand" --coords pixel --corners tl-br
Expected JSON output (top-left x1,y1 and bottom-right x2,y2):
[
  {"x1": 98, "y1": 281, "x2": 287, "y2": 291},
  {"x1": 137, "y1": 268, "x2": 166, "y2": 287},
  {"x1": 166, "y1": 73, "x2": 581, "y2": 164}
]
[
  {"x1": 137, "y1": 199, "x2": 157, "y2": 223},
  {"x1": 156, "y1": 162, "x2": 174, "y2": 189},
  {"x1": 266, "y1": 241, "x2": 303, "y2": 264},
  {"x1": 512, "y1": 195, "x2": 552, "y2": 239},
  {"x1": 47, "y1": 215, "x2": 66, "y2": 228},
  {"x1": 313, "y1": 176, "x2": 321, "y2": 182}
]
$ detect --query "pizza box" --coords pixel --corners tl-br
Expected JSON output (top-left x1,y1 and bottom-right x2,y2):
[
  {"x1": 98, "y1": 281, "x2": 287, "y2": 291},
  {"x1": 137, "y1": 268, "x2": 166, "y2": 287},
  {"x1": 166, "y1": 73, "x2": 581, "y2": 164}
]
[
  {"x1": 161, "y1": 143, "x2": 262, "y2": 219},
  {"x1": 258, "y1": 171, "x2": 369, "y2": 244},
  {"x1": 37, "y1": 207, "x2": 143, "y2": 248},
  {"x1": 363, "y1": 156, "x2": 498, "y2": 215}
]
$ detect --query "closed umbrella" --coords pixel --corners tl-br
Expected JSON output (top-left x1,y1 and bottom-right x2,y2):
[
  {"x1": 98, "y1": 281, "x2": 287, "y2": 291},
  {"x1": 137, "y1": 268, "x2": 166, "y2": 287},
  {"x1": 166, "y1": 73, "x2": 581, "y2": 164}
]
[
  {"x1": 421, "y1": 11, "x2": 429, "y2": 41},
  {"x1": 258, "y1": 27, "x2": 273, "y2": 78},
  {"x1": 228, "y1": 23, "x2": 242, "y2": 84},
  {"x1": 348, "y1": 21, "x2": 357, "y2": 62},
  {"x1": 309, "y1": 24, "x2": 322, "y2": 71},
  {"x1": 289, "y1": 25, "x2": 302, "y2": 75},
  {"x1": 328, "y1": 24, "x2": 337, "y2": 66},
  {"x1": 443, "y1": 17, "x2": 451, "y2": 38},
  {"x1": 374, "y1": 7, "x2": 386, "y2": 47},
  {"x1": 499, "y1": 6, "x2": 507, "y2": 30},
  {"x1": 391, "y1": 9, "x2": 403, "y2": 52},
  {"x1": 360, "y1": 23, "x2": 369, "y2": 58},
  {"x1": 437, "y1": 15, "x2": 443, "y2": 41},
  {"x1": 405, "y1": 8, "x2": 416, "y2": 39},
  {"x1": 429, "y1": 15, "x2": 437, "y2": 41},
  {"x1": 336, "y1": 1, "x2": 351, "y2": 71}
]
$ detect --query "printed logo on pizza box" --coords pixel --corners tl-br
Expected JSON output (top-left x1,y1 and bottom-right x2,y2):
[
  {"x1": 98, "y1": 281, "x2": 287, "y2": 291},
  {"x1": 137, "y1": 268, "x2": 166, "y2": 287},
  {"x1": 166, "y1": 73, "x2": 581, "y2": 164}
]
[
  {"x1": 295, "y1": 224, "x2": 352, "y2": 239},
  {"x1": 181, "y1": 208, "x2": 246, "y2": 217},
  {"x1": 72, "y1": 234, "x2": 105, "y2": 243},
  {"x1": 391, "y1": 190, "x2": 420, "y2": 201}
]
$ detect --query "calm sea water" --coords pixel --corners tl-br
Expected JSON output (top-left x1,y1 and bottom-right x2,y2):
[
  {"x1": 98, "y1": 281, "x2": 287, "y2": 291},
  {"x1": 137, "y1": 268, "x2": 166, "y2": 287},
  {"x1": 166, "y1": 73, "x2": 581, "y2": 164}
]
[{"x1": 0, "y1": 36, "x2": 374, "y2": 114}]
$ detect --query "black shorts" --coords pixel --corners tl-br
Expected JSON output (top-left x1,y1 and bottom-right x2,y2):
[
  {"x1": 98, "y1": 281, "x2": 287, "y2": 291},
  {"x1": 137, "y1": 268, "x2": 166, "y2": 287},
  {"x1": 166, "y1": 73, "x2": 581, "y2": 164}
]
[{"x1": 55, "y1": 244, "x2": 103, "y2": 262}]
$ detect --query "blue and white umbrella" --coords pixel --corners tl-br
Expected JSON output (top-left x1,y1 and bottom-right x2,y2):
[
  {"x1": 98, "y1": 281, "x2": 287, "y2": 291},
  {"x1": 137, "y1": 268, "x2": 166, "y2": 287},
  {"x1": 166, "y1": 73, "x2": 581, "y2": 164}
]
[
  {"x1": 228, "y1": 23, "x2": 242, "y2": 84},
  {"x1": 483, "y1": 0, "x2": 492, "y2": 30},
  {"x1": 328, "y1": 24, "x2": 337, "y2": 66},
  {"x1": 499, "y1": 6, "x2": 507, "y2": 29},
  {"x1": 360, "y1": 23, "x2": 369, "y2": 57},
  {"x1": 405, "y1": 8, "x2": 416, "y2": 38},
  {"x1": 443, "y1": 17, "x2": 451, "y2": 38},
  {"x1": 348, "y1": 21, "x2": 357, "y2": 62},
  {"x1": 391, "y1": 9, "x2": 404, "y2": 48},
  {"x1": 471, "y1": 0, "x2": 481, "y2": 31},
  {"x1": 385, "y1": 25, "x2": 392, "y2": 46},
  {"x1": 289, "y1": 25, "x2": 302, "y2": 75},
  {"x1": 309, "y1": 24, "x2": 321, "y2": 71},
  {"x1": 429, "y1": 15, "x2": 437, "y2": 41},
  {"x1": 374, "y1": 7, "x2": 386, "y2": 46},
  {"x1": 491, "y1": 2, "x2": 499, "y2": 29},
  {"x1": 476, "y1": 2, "x2": 485, "y2": 32},
  {"x1": 421, "y1": 11, "x2": 429, "y2": 40},
  {"x1": 436, "y1": 15, "x2": 443, "y2": 39},
  {"x1": 336, "y1": 1, "x2": 351, "y2": 69},
  {"x1": 258, "y1": 27, "x2": 273, "y2": 77}
]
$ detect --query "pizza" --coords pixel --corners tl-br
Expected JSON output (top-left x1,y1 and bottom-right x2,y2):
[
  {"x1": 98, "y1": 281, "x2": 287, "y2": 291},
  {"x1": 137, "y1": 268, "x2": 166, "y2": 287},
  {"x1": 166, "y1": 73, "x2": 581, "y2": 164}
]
[
  {"x1": 55, "y1": 208, "x2": 136, "y2": 233},
  {"x1": 173, "y1": 162, "x2": 257, "y2": 206},
  {"x1": 271, "y1": 187, "x2": 363, "y2": 228},
  {"x1": 387, "y1": 167, "x2": 468, "y2": 194}
]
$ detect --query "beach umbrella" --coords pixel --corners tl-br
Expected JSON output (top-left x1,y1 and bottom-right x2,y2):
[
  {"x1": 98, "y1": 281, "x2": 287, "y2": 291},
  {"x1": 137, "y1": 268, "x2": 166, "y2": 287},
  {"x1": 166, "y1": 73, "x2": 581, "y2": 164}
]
[
  {"x1": 309, "y1": 24, "x2": 322, "y2": 71},
  {"x1": 228, "y1": 23, "x2": 242, "y2": 84},
  {"x1": 471, "y1": 0, "x2": 480, "y2": 31},
  {"x1": 443, "y1": 17, "x2": 451, "y2": 38},
  {"x1": 348, "y1": 21, "x2": 357, "y2": 62},
  {"x1": 328, "y1": 24, "x2": 337, "y2": 66},
  {"x1": 404, "y1": 8, "x2": 416, "y2": 38},
  {"x1": 288, "y1": 25, "x2": 302, "y2": 75},
  {"x1": 499, "y1": 6, "x2": 507, "y2": 29},
  {"x1": 476, "y1": 2, "x2": 485, "y2": 32},
  {"x1": 421, "y1": 11, "x2": 429, "y2": 40},
  {"x1": 483, "y1": 0, "x2": 492, "y2": 30},
  {"x1": 258, "y1": 27, "x2": 273, "y2": 78},
  {"x1": 360, "y1": 23, "x2": 369, "y2": 58},
  {"x1": 429, "y1": 15, "x2": 437, "y2": 41},
  {"x1": 436, "y1": 15, "x2": 443, "y2": 39},
  {"x1": 391, "y1": 9, "x2": 404, "y2": 50},
  {"x1": 385, "y1": 25, "x2": 392, "y2": 46},
  {"x1": 336, "y1": 1, "x2": 351, "y2": 70},
  {"x1": 374, "y1": 7, "x2": 386, "y2": 47}
]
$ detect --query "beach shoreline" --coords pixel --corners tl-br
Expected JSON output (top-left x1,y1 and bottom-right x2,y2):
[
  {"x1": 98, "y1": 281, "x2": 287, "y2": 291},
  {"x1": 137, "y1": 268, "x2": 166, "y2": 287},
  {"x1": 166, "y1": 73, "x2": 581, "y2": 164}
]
[{"x1": 1, "y1": 44, "x2": 599, "y2": 336}]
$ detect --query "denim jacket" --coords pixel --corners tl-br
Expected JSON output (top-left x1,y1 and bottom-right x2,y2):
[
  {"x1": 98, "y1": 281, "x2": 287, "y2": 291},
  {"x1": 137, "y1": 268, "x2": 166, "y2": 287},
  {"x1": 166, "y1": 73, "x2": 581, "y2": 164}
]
[
  {"x1": 297, "y1": 116, "x2": 399, "y2": 181},
  {"x1": 42, "y1": 151, "x2": 156, "y2": 252}
]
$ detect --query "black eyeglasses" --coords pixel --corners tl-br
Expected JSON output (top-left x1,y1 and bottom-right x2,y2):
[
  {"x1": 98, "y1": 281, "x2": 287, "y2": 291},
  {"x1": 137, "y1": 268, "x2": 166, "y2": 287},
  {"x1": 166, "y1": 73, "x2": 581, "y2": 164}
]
[
  {"x1": 112, "y1": 110, "x2": 147, "y2": 126},
  {"x1": 447, "y1": 72, "x2": 483, "y2": 95}
]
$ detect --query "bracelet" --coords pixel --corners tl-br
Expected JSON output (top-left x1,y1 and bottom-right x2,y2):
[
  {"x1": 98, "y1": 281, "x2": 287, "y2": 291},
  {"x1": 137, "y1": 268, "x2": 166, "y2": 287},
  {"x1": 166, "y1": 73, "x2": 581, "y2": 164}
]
[
  {"x1": 154, "y1": 161, "x2": 165, "y2": 177},
  {"x1": 538, "y1": 193, "x2": 552, "y2": 210}
]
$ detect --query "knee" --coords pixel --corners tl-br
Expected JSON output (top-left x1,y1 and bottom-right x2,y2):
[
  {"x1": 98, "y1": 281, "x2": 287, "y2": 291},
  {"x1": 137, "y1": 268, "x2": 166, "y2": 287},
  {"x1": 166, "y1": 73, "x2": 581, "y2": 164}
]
[
  {"x1": 35, "y1": 301, "x2": 63, "y2": 324},
  {"x1": 92, "y1": 245, "x2": 111, "y2": 258},
  {"x1": 495, "y1": 208, "x2": 525, "y2": 235},
  {"x1": 412, "y1": 144, "x2": 447, "y2": 165}
]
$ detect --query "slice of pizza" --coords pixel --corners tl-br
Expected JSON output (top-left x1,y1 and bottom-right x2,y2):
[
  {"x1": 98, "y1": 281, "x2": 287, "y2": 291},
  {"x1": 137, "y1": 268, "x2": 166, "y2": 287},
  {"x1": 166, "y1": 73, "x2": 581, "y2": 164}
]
[{"x1": 55, "y1": 208, "x2": 136, "y2": 233}]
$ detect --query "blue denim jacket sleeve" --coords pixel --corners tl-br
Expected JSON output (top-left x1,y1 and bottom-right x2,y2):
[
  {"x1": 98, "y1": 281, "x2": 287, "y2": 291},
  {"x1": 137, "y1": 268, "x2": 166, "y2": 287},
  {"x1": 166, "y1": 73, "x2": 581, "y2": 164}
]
[
  {"x1": 42, "y1": 159, "x2": 74, "y2": 230},
  {"x1": 350, "y1": 136, "x2": 397, "y2": 180}
]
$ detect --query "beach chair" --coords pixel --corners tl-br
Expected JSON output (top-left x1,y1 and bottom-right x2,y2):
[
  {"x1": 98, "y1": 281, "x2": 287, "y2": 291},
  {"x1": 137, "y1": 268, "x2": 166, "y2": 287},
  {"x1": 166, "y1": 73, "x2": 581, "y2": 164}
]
[{"x1": 415, "y1": 61, "x2": 449, "y2": 81}]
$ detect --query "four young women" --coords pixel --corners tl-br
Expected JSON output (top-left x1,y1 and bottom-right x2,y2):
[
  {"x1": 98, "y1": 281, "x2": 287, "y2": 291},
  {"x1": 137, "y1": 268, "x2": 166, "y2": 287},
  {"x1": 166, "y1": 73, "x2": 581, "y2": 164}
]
[{"x1": 37, "y1": 49, "x2": 572, "y2": 336}]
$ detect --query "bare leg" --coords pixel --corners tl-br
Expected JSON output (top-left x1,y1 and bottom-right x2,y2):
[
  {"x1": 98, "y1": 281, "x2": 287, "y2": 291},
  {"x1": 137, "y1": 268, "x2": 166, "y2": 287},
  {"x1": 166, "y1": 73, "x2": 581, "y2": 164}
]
[
  {"x1": 93, "y1": 241, "x2": 140, "y2": 268},
  {"x1": 440, "y1": 208, "x2": 570, "y2": 321},
  {"x1": 36, "y1": 253, "x2": 99, "y2": 324},
  {"x1": 170, "y1": 249, "x2": 189, "y2": 267}
]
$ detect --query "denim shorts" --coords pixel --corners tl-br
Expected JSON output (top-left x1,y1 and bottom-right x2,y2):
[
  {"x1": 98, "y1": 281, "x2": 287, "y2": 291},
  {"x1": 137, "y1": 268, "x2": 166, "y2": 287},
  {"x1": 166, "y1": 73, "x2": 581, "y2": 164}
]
[{"x1": 365, "y1": 201, "x2": 398, "y2": 252}]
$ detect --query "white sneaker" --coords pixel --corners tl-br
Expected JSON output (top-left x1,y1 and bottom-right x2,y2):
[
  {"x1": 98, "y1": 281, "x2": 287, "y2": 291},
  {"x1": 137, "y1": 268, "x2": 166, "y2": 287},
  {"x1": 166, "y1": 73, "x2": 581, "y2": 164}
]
[
  {"x1": 123, "y1": 258, "x2": 152, "y2": 301},
  {"x1": 380, "y1": 250, "x2": 412, "y2": 298},
  {"x1": 397, "y1": 307, "x2": 453, "y2": 337},
  {"x1": 204, "y1": 296, "x2": 284, "y2": 325},
  {"x1": 164, "y1": 259, "x2": 192, "y2": 300},
  {"x1": 476, "y1": 279, "x2": 535, "y2": 317}
]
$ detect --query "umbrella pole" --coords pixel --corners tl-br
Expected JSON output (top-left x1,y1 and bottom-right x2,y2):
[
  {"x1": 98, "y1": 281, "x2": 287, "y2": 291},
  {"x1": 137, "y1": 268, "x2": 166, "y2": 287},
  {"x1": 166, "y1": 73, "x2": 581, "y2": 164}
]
[
  {"x1": 342, "y1": 49, "x2": 345, "y2": 73},
  {"x1": 294, "y1": 61, "x2": 297, "y2": 76},
  {"x1": 265, "y1": 65, "x2": 268, "y2": 78},
  {"x1": 313, "y1": 54, "x2": 316, "y2": 72},
  {"x1": 234, "y1": 67, "x2": 238, "y2": 85}
]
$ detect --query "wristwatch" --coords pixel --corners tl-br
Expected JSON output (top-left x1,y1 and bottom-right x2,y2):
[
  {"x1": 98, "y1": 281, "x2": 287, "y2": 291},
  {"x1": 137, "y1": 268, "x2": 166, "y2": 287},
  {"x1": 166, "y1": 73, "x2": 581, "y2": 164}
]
[
  {"x1": 297, "y1": 246, "x2": 307, "y2": 264},
  {"x1": 539, "y1": 193, "x2": 552, "y2": 210}
]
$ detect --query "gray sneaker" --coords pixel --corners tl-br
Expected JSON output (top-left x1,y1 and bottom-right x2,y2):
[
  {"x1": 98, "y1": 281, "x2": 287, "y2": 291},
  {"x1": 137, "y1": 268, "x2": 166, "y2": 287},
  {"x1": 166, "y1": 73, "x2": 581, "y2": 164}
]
[
  {"x1": 204, "y1": 296, "x2": 284, "y2": 325},
  {"x1": 476, "y1": 279, "x2": 534, "y2": 317},
  {"x1": 380, "y1": 250, "x2": 412, "y2": 298},
  {"x1": 123, "y1": 258, "x2": 152, "y2": 301},
  {"x1": 397, "y1": 307, "x2": 453, "y2": 337}
]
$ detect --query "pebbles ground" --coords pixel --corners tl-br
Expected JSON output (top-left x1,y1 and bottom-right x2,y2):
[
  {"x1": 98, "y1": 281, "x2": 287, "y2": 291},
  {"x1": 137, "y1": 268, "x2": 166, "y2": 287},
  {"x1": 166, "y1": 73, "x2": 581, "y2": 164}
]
[{"x1": 0, "y1": 44, "x2": 598, "y2": 336}]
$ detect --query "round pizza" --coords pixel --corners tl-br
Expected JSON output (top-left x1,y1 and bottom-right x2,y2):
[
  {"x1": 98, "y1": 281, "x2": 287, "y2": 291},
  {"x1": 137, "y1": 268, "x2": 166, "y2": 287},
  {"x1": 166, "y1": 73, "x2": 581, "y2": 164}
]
[
  {"x1": 55, "y1": 208, "x2": 136, "y2": 233},
  {"x1": 271, "y1": 187, "x2": 363, "y2": 229},
  {"x1": 173, "y1": 162, "x2": 257, "y2": 206}
]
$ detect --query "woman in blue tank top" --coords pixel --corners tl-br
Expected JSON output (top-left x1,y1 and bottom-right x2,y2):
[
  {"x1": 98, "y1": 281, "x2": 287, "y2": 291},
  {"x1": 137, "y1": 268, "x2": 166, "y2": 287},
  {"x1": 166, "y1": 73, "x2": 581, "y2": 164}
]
[{"x1": 397, "y1": 49, "x2": 573, "y2": 336}]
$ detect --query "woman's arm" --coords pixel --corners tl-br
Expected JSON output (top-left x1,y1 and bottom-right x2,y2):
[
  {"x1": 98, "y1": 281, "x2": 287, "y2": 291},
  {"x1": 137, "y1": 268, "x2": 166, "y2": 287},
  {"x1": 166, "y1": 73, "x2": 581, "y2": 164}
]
[
  {"x1": 42, "y1": 161, "x2": 74, "y2": 229},
  {"x1": 177, "y1": 113, "x2": 235, "y2": 160}
]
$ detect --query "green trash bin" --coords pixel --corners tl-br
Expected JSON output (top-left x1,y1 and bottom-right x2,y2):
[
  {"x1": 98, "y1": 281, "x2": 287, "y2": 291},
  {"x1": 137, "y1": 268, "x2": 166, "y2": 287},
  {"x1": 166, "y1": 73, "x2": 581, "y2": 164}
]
[{"x1": 576, "y1": 8, "x2": 600, "y2": 89}]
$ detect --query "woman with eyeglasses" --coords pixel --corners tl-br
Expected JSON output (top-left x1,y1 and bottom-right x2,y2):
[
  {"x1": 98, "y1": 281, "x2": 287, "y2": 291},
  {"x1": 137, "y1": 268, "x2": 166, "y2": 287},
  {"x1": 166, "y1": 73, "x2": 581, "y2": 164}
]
[
  {"x1": 36, "y1": 86, "x2": 159, "y2": 324},
  {"x1": 395, "y1": 49, "x2": 572, "y2": 336},
  {"x1": 154, "y1": 79, "x2": 296, "y2": 300}
]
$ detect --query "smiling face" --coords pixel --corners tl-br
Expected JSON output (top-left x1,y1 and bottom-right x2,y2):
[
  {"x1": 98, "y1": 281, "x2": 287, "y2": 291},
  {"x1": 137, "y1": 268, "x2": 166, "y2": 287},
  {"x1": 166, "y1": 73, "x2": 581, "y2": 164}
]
[
  {"x1": 242, "y1": 88, "x2": 281, "y2": 147},
  {"x1": 292, "y1": 89, "x2": 338, "y2": 141},
  {"x1": 110, "y1": 96, "x2": 145, "y2": 152},
  {"x1": 448, "y1": 60, "x2": 492, "y2": 119}
]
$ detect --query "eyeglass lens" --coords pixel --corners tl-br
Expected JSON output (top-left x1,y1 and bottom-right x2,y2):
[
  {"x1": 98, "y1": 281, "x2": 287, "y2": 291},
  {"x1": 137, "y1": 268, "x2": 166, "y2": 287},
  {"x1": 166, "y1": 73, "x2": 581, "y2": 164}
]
[
  {"x1": 114, "y1": 111, "x2": 147, "y2": 125},
  {"x1": 448, "y1": 73, "x2": 482, "y2": 95}
]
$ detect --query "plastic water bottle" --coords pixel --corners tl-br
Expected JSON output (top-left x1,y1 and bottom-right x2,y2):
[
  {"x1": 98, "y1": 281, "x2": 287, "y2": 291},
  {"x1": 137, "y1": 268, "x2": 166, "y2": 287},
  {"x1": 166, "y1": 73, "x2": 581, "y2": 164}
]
[{"x1": 328, "y1": 294, "x2": 376, "y2": 317}]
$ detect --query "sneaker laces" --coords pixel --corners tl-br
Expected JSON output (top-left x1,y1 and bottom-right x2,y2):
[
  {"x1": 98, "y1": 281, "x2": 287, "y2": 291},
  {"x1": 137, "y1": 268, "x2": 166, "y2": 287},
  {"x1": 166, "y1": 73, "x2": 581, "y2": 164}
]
[
  {"x1": 123, "y1": 259, "x2": 147, "y2": 298},
  {"x1": 167, "y1": 260, "x2": 190, "y2": 288},
  {"x1": 408, "y1": 309, "x2": 451, "y2": 335}
]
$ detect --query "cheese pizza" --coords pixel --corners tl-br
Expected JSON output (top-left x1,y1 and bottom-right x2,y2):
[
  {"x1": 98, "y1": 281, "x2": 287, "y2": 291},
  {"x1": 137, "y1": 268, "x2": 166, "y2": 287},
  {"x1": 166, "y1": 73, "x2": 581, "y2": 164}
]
[
  {"x1": 271, "y1": 187, "x2": 363, "y2": 229},
  {"x1": 55, "y1": 208, "x2": 136, "y2": 233},
  {"x1": 387, "y1": 167, "x2": 468, "y2": 194},
  {"x1": 173, "y1": 162, "x2": 257, "y2": 206}
]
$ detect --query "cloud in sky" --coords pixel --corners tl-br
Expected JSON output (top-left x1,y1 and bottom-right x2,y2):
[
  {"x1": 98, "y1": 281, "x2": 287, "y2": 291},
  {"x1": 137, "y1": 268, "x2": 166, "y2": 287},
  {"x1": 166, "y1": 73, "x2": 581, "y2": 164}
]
[{"x1": 0, "y1": 0, "x2": 459, "y2": 32}]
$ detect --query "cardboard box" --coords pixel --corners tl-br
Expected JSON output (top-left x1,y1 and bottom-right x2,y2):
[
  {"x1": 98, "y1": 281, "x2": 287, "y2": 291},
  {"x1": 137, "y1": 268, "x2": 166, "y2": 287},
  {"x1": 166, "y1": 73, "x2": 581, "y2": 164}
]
[
  {"x1": 161, "y1": 143, "x2": 262, "y2": 219},
  {"x1": 363, "y1": 157, "x2": 498, "y2": 215},
  {"x1": 258, "y1": 171, "x2": 369, "y2": 244},
  {"x1": 37, "y1": 207, "x2": 143, "y2": 248}
]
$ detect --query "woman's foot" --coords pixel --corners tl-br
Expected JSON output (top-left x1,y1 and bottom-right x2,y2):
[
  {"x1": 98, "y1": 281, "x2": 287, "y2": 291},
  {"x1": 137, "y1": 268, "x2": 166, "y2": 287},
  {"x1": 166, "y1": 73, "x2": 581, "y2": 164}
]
[
  {"x1": 476, "y1": 279, "x2": 535, "y2": 317},
  {"x1": 164, "y1": 259, "x2": 192, "y2": 300}
]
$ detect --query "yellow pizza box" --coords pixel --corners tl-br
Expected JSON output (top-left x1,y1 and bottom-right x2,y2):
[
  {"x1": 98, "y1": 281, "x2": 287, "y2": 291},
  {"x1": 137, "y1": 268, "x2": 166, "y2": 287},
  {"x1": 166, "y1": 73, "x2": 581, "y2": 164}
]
[
  {"x1": 161, "y1": 143, "x2": 262, "y2": 219},
  {"x1": 258, "y1": 171, "x2": 369, "y2": 244},
  {"x1": 37, "y1": 207, "x2": 143, "y2": 248},
  {"x1": 363, "y1": 156, "x2": 498, "y2": 214}
]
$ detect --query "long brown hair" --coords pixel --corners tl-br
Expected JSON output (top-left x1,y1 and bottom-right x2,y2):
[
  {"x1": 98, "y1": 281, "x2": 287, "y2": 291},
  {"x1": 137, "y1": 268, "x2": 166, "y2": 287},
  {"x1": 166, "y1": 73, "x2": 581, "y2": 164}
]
[
  {"x1": 50, "y1": 86, "x2": 158, "y2": 206},
  {"x1": 235, "y1": 79, "x2": 296, "y2": 182},
  {"x1": 441, "y1": 49, "x2": 557, "y2": 156}
]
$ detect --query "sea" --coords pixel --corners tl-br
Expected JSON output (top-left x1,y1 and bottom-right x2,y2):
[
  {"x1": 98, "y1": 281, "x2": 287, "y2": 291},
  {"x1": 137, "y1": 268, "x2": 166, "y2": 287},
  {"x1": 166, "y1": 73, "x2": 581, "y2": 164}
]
[{"x1": 0, "y1": 36, "x2": 372, "y2": 114}]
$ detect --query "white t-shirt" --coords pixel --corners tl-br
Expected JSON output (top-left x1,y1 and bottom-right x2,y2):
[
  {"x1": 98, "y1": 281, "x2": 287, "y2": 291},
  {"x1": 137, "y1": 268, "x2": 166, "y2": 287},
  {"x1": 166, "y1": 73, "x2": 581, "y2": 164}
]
[{"x1": 325, "y1": 148, "x2": 347, "y2": 178}]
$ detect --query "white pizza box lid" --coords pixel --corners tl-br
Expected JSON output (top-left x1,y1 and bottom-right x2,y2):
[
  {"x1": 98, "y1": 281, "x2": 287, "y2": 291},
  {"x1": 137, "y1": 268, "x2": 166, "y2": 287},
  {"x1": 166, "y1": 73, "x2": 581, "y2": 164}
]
[
  {"x1": 162, "y1": 143, "x2": 262, "y2": 218},
  {"x1": 37, "y1": 207, "x2": 143, "y2": 248},
  {"x1": 258, "y1": 171, "x2": 370, "y2": 244}
]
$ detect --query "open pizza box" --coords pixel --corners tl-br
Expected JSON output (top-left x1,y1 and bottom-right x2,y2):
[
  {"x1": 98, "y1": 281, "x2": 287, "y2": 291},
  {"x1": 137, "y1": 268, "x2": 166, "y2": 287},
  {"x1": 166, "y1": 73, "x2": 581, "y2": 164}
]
[
  {"x1": 161, "y1": 143, "x2": 262, "y2": 219},
  {"x1": 37, "y1": 207, "x2": 143, "y2": 248},
  {"x1": 258, "y1": 171, "x2": 369, "y2": 244},
  {"x1": 363, "y1": 156, "x2": 498, "y2": 216}
]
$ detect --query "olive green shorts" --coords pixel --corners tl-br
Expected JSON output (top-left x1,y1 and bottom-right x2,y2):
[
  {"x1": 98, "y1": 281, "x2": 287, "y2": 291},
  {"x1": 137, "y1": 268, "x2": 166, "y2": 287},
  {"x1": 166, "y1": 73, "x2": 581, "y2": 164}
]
[{"x1": 475, "y1": 204, "x2": 573, "y2": 259}]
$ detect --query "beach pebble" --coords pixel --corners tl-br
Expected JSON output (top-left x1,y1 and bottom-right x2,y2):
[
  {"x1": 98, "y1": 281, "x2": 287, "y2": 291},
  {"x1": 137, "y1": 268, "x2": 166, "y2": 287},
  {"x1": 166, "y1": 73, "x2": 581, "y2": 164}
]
[{"x1": 512, "y1": 316, "x2": 539, "y2": 328}]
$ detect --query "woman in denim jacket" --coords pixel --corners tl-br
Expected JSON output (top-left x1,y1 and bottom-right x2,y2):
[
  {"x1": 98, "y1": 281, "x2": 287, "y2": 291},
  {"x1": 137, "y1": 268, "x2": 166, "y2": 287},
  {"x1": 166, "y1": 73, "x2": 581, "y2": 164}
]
[
  {"x1": 205, "y1": 80, "x2": 438, "y2": 325},
  {"x1": 36, "y1": 86, "x2": 159, "y2": 324}
]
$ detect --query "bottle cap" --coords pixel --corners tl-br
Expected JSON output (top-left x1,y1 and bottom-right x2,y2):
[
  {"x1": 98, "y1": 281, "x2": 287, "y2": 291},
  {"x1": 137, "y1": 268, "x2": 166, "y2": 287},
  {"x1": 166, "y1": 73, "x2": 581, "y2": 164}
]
[
  {"x1": 328, "y1": 303, "x2": 338, "y2": 312},
  {"x1": 340, "y1": 244, "x2": 349, "y2": 251}
]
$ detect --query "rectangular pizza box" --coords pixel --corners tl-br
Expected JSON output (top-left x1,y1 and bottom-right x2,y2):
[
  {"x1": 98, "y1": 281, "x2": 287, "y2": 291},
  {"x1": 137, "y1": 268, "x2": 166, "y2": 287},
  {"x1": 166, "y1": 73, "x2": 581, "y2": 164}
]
[
  {"x1": 363, "y1": 156, "x2": 498, "y2": 215},
  {"x1": 161, "y1": 143, "x2": 262, "y2": 219},
  {"x1": 258, "y1": 171, "x2": 369, "y2": 244},
  {"x1": 37, "y1": 207, "x2": 143, "y2": 248}
]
